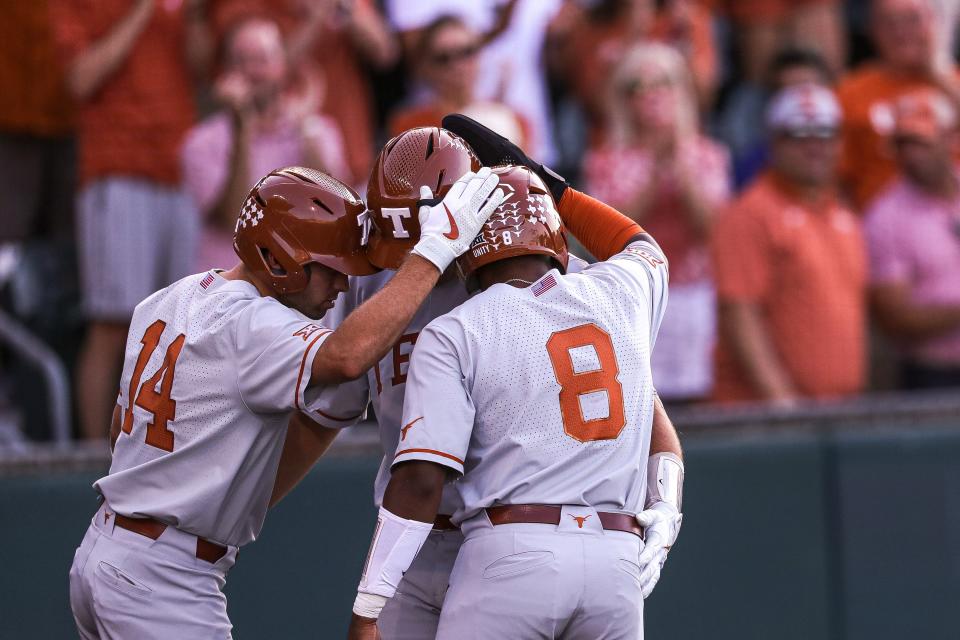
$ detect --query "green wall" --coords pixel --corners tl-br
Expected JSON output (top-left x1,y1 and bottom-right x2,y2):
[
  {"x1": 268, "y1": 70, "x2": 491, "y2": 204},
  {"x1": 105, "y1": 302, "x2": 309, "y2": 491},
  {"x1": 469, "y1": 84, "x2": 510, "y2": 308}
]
[{"x1": 2, "y1": 423, "x2": 958, "y2": 639}]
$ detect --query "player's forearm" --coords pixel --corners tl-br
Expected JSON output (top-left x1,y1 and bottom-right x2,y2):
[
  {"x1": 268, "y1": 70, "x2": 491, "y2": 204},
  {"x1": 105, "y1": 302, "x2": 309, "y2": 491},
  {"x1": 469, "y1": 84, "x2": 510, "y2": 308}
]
[
  {"x1": 382, "y1": 461, "x2": 446, "y2": 524},
  {"x1": 67, "y1": 0, "x2": 154, "y2": 101},
  {"x1": 270, "y1": 413, "x2": 339, "y2": 507},
  {"x1": 649, "y1": 396, "x2": 682, "y2": 459},
  {"x1": 719, "y1": 301, "x2": 799, "y2": 402},
  {"x1": 557, "y1": 188, "x2": 646, "y2": 260},
  {"x1": 312, "y1": 256, "x2": 440, "y2": 384}
]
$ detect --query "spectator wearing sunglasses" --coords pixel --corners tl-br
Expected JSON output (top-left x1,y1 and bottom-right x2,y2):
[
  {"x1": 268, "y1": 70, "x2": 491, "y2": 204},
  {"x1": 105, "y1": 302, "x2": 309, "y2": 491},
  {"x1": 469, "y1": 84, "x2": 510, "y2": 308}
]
[
  {"x1": 864, "y1": 89, "x2": 960, "y2": 389},
  {"x1": 584, "y1": 43, "x2": 730, "y2": 404},
  {"x1": 387, "y1": 15, "x2": 530, "y2": 148},
  {"x1": 711, "y1": 84, "x2": 867, "y2": 406}
]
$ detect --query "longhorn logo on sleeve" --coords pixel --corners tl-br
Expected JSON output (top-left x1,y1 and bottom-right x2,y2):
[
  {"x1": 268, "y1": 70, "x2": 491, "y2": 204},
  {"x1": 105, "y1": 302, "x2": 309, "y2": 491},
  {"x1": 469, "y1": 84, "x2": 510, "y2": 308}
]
[{"x1": 400, "y1": 416, "x2": 423, "y2": 441}]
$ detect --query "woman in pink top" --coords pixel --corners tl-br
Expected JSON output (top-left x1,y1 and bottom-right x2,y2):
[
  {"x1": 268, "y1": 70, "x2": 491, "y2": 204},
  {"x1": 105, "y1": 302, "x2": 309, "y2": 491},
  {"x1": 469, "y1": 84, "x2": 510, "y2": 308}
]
[
  {"x1": 181, "y1": 16, "x2": 348, "y2": 272},
  {"x1": 584, "y1": 42, "x2": 730, "y2": 402}
]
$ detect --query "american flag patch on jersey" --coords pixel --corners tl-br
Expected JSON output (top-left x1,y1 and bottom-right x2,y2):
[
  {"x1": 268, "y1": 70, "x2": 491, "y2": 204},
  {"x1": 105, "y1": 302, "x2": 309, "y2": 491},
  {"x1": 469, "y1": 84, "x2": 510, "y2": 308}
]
[
  {"x1": 200, "y1": 273, "x2": 215, "y2": 290},
  {"x1": 532, "y1": 274, "x2": 557, "y2": 297}
]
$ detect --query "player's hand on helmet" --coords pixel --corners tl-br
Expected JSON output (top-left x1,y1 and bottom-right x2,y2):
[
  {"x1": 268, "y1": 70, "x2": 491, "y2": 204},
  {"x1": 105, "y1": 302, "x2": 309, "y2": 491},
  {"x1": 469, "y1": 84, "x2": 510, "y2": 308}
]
[
  {"x1": 347, "y1": 612, "x2": 381, "y2": 640},
  {"x1": 442, "y1": 113, "x2": 569, "y2": 203},
  {"x1": 411, "y1": 166, "x2": 504, "y2": 272},
  {"x1": 635, "y1": 501, "x2": 683, "y2": 599}
]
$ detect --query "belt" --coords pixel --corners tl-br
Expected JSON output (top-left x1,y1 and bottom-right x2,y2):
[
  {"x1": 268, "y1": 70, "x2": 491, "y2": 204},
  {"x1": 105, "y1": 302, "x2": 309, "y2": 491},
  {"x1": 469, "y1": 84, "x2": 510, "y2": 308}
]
[
  {"x1": 486, "y1": 504, "x2": 643, "y2": 537},
  {"x1": 433, "y1": 514, "x2": 458, "y2": 531},
  {"x1": 112, "y1": 513, "x2": 228, "y2": 564}
]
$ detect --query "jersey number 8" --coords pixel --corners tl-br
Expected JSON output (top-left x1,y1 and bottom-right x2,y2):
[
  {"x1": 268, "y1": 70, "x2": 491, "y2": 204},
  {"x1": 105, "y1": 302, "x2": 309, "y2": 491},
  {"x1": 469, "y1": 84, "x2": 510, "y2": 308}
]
[
  {"x1": 546, "y1": 323, "x2": 626, "y2": 442},
  {"x1": 120, "y1": 319, "x2": 186, "y2": 452}
]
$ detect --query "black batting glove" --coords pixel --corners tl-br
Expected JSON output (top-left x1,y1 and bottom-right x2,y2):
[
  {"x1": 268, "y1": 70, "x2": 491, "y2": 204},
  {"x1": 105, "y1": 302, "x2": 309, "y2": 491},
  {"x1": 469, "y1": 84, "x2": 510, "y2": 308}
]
[{"x1": 442, "y1": 113, "x2": 569, "y2": 204}]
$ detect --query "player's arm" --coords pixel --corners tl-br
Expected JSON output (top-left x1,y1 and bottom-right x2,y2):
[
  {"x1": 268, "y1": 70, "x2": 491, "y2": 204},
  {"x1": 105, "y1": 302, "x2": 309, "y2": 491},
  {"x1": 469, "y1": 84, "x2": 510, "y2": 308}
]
[
  {"x1": 269, "y1": 412, "x2": 341, "y2": 507},
  {"x1": 635, "y1": 395, "x2": 685, "y2": 599},
  {"x1": 442, "y1": 113, "x2": 652, "y2": 257},
  {"x1": 310, "y1": 169, "x2": 504, "y2": 386},
  {"x1": 349, "y1": 325, "x2": 473, "y2": 631}
]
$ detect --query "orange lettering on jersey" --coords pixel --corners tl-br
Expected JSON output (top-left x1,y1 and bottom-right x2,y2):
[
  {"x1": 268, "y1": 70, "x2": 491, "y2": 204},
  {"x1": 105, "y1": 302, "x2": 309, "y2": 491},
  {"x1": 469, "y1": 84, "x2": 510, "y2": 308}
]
[
  {"x1": 625, "y1": 246, "x2": 665, "y2": 269},
  {"x1": 293, "y1": 323, "x2": 324, "y2": 341},
  {"x1": 570, "y1": 514, "x2": 591, "y2": 528},
  {"x1": 391, "y1": 332, "x2": 419, "y2": 386},
  {"x1": 400, "y1": 416, "x2": 423, "y2": 441}
]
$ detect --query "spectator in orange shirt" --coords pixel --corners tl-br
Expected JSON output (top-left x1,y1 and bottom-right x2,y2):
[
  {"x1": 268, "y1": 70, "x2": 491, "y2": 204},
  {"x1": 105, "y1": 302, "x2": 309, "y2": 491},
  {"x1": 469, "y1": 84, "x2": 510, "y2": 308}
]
[
  {"x1": 52, "y1": 0, "x2": 204, "y2": 440},
  {"x1": 837, "y1": 0, "x2": 960, "y2": 211},
  {"x1": 584, "y1": 43, "x2": 731, "y2": 402},
  {"x1": 0, "y1": 0, "x2": 75, "y2": 246},
  {"x1": 712, "y1": 84, "x2": 868, "y2": 406},
  {"x1": 388, "y1": 15, "x2": 529, "y2": 146}
]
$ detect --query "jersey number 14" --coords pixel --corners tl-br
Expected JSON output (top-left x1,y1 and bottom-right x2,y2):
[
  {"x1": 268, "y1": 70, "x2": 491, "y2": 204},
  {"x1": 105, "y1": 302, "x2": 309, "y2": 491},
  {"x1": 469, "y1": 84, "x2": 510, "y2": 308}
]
[
  {"x1": 120, "y1": 319, "x2": 186, "y2": 452},
  {"x1": 546, "y1": 323, "x2": 626, "y2": 442}
]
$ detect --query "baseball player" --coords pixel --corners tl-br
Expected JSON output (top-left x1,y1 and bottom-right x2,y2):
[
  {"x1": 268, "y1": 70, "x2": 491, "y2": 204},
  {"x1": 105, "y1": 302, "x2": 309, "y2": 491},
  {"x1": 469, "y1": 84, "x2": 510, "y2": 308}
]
[
  {"x1": 349, "y1": 163, "x2": 685, "y2": 639},
  {"x1": 67, "y1": 165, "x2": 504, "y2": 639}
]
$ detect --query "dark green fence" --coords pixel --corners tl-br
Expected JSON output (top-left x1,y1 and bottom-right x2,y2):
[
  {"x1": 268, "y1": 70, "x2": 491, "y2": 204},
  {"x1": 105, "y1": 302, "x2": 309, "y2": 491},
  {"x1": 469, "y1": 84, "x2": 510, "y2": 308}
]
[{"x1": 2, "y1": 394, "x2": 958, "y2": 639}]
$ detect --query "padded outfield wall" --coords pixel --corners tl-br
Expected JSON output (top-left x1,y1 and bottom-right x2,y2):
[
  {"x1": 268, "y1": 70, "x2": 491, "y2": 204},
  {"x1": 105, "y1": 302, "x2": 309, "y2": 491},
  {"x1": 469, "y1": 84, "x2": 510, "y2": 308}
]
[{"x1": 1, "y1": 393, "x2": 958, "y2": 639}]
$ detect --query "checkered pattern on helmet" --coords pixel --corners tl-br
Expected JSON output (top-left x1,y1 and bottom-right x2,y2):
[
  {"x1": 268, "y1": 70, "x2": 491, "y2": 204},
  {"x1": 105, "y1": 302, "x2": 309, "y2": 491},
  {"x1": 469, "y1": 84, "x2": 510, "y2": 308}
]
[
  {"x1": 235, "y1": 196, "x2": 264, "y2": 232},
  {"x1": 280, "y1": 166, "x2": 360, "y2": 204},
  {"x1": 383, "y1": 129, "x2": 431, "y2": 196}
]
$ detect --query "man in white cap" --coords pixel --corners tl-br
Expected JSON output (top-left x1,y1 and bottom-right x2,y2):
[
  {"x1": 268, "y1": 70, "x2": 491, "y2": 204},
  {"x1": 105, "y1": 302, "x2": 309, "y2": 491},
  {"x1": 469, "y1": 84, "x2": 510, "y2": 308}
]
[{"x1": 711, "y1": 83, "x2": 868, "y2": 406}]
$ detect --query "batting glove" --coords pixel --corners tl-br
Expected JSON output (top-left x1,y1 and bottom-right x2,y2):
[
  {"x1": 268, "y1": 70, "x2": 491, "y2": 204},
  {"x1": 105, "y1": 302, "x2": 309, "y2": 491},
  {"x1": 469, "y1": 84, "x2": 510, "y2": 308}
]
[
  {"x1": 636, "y1": 501, "x2": 682, "y2": 599},
  {"x1": 442, "y1": 113, "x2": 569, "y2": 203},
  {"x1": 411, "y1": 166, "x2": 504, "y2": 272}
]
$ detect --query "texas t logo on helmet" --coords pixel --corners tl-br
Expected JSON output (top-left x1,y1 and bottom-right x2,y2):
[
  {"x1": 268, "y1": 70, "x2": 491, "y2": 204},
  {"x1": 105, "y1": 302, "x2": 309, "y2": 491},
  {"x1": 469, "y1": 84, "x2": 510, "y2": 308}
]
[{"x1": 366, "y1": 127, "x2": 480, "y2": 269}]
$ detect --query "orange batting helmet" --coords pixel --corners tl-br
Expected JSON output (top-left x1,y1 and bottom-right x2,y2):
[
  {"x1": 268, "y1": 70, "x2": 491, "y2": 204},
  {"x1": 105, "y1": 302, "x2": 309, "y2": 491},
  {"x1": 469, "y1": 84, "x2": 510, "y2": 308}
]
[
  {"x1": 234, "y1": 166, "x2": 378, "y2": 295},
  {"x1": 366, "y1": 127, "x2": 481, "y2": 269},
  {"x1": 456, "y1": 165, "x2": 569, "y2": 291}
]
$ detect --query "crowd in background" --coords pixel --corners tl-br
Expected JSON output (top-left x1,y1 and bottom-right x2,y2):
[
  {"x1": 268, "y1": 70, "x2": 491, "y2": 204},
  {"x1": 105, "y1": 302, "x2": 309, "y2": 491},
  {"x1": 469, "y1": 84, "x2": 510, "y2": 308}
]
[{"x1": 2, "y1": 0, "x2": 960, "y2": 443}]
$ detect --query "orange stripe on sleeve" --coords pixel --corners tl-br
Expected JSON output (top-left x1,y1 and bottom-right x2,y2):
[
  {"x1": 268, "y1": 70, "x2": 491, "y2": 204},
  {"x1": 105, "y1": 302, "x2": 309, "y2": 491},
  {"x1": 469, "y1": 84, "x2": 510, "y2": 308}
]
[
  {"x1": 557, "y1": 188, "x2": 645, "y2": 261},
  {"x1": 394, "y1": 448, "x2": 464, "y2": 465},
  {"x1": 294, "y1": 330, "x2": 332, "y2": 411}
]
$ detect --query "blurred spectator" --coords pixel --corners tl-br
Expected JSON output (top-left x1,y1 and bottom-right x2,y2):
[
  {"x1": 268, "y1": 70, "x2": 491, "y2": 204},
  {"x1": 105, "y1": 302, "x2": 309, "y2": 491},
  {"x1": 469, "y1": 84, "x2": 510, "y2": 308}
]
[
  {"x1": 720, "y1": 47, "x2": 834, "y2": 190},
  {"x1": 204, "y1": 0, "x2": 397, "y2": 187},
  {"x1": 837, "y1": 0, "x2": 960, "y2": 210},
  {"x1": 584, "y1": 44, "x2": 730, "y2": 402},
  {"x1": 181, "y1": 17, "x2": 348, "y2": 272},
  {"x1": 707, "y1": 0, "x2": 845, "y2": 83},
  {"x1": 712, "y1": 85, "x2": 867, "y2": 406},
  {"x1": 386, "y1": 0, "x2": 561, "y2": 161},
  {"x1": 864, "y1": 89, "x2": 960, "y2": 389},
  {"x1": 553, "y1": 0, "x2": 716, "y2": 141},
  {"x1": 388, "y1": 15, "x2": 529, "y2": 144},
  {"x1": 52, "y1": 0, "x2": 202, "y2": 440},
  {"x1": 652, "y1": 0, "x2": 719, "y2": 112},
  {"x1": 0, "y1": 1, "x2": 75, "y2": 246}
]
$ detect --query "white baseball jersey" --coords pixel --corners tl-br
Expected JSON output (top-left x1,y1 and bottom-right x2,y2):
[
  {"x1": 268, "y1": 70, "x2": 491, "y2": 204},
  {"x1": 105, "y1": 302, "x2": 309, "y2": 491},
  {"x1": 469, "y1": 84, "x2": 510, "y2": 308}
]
[
  {"x1": 316, "y1": 258, "x2": 589, "y2": 514},
  {"x1": 97, "y1": 270, "x2": 344, "y2": 547},
  {"x1": 394, "y1": 240, "x2": 669, "y2": 523}
]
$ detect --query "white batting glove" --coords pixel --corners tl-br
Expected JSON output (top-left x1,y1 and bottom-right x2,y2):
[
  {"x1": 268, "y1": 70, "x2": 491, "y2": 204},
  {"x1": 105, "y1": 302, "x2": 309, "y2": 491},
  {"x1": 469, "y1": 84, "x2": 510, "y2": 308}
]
[
  {"x1": 636, "y1": 501, "x2": 682, "y2": 599},
  {"x1": 411, "y1": 167, "x2": 504, "y2": 272}
]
